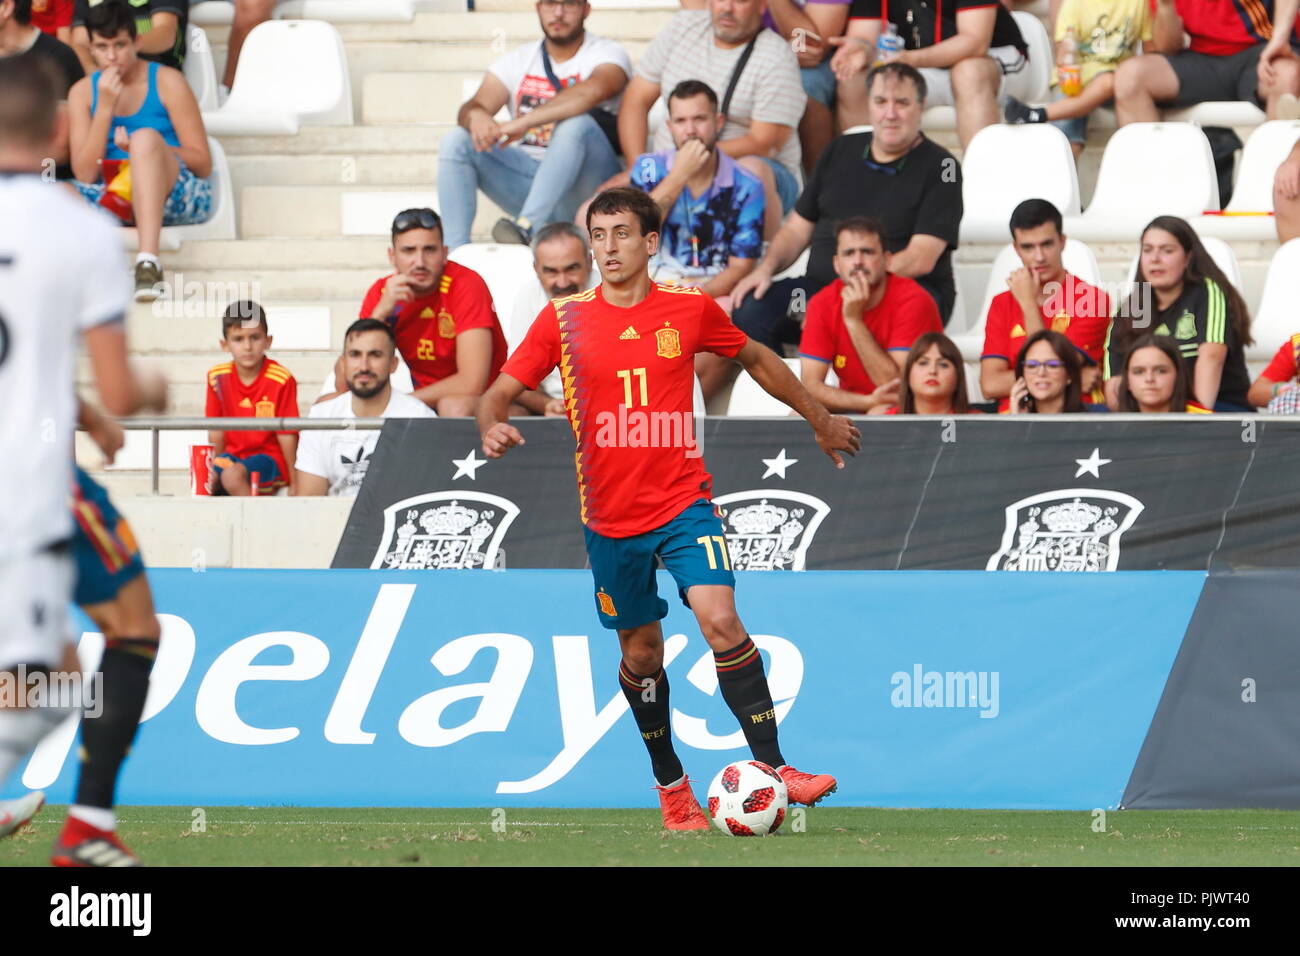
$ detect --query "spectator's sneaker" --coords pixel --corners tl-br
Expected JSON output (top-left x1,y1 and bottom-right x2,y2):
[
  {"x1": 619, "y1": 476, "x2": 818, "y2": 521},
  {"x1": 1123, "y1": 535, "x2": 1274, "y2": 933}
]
[
  {"x1": 778, "y1": 765, "x2": 837, "y2": 806},
  {"x1": 655, "y1": 776, "x2": 710, "y2": 831},
  {"x1": 0, "y1": 791, "x2": 44, "y2": 839},
  {"x1": 51, "y1": 816, "x2": 140, "y2": 867},
  {"x1": 1003, "y1": 96, "x2": 1046, "y2": 125},
  {"x1": 133, "y1": 260, "x2": 163, "y2": 303},
  {"x1": 491, "y1": 217, "x2": 531, "y2": 246}
]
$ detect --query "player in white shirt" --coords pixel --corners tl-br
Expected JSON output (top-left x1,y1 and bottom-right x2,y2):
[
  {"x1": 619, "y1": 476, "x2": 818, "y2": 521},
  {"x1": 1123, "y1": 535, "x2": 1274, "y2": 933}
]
[
  {"x1": 296, "y1": 319, "x2": 436, "y2": 498},
  {"x1": 0, "y1": 57, "x2": 164, "y2": 846},
  {"x1": 438, "y1": 0, "x2": 631, "y2": 249}
]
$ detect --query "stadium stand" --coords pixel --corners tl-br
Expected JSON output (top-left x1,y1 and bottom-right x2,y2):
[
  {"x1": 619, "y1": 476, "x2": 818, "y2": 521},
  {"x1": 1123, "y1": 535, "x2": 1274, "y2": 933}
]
[
  {"x1": 201, "y1": 19, "x2": 353, "y2": 135},
  {"x1": 958, "y1": 123, "x2": 1081, "y2": 243},
  {"x1": 1246, "y1": 238, "x2": 1300, "y2": 364},
  {"x1": 118, "y1": 136, "x2": 237, "y2": 250},
  {"x1": 68, "y1": 0, "x2": 1289, "y2": 551}
]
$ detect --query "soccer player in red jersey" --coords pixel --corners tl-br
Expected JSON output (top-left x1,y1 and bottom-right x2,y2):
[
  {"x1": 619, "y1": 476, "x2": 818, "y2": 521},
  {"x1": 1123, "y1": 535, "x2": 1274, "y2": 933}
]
[
  {"x1": 355, "y1": 207, "x2": 510, "y2": 417},
  {"x1": 205, "y1": 300, "x2": 299, "y2": 495},
  {"x1": 478, "y1": 188, "x2": 861, "y2": 829}
]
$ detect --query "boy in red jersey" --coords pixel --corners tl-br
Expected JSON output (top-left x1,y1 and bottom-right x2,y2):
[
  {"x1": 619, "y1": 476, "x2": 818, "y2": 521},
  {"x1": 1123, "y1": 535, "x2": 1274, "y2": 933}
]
[
  {"x1": 205, "y1": 300, "x2": 299, "y2": 495},
  {"x1": 477, "y1": 187, "x2": 860, "y2": 830}
]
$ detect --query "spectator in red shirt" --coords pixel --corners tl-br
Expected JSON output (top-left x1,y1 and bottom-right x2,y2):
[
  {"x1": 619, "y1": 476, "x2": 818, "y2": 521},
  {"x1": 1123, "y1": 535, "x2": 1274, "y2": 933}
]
[
  {"x1": 1006, "y1": 329, "x2": 1087, "y2": 414},
  {"x1": 798, "y1": 215, "x2": 941, "y2": 413},
  {"x1": 30, "y1": 0, "x2": 74, "y2": 43},
  {"x1": 205, "y1": 300, "x2": 299, "y2": 495},
  {"x1": 875, "y1": 331, "x2": 975, "y2": 414},
  {"x1": 980, "y1": 199, "x2": 1109, "y2": 411},
  {"x1": 1114, "y1": 0, "x2": 1300, "y2": 124},
  {"x1": 1248, "y1": 330, "x2": 1300, "y2": 407},
  {"x1": 352, "y1": 207, "x2": 510, "y2": 417}
]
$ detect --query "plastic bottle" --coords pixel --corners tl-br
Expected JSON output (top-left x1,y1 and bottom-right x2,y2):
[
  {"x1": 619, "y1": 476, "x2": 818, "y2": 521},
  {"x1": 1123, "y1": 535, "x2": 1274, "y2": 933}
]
[
  {"x1": 875, "y1": 22, "x2": 904, "y2": 66},
  {"x1": 1058, "y1": 27, "x2": 1082, "y2": 97}
]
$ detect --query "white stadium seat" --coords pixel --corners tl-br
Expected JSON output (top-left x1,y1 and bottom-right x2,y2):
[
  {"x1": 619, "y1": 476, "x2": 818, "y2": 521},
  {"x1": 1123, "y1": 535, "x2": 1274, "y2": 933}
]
[
  {"x1": 1195, "y1": 120, "x2": 1300, "y2": 241},
  {"x1": 202, "y1": 20, "x2": 353, "y2": 136},
  {"x1": 274, "y1": 0, "x2": 416, "y2": 21},
  {"x1": 958, "y1": 123, "x2": 1081, "y2": 242},
  {"x1": 189, "y1": 1, "x2": 233, "y2": 26},
  {"x1": 118, "y1": 136, "x2": 236, "y2": 250},
  {"x1": 951, "y1": 238, "x2": 1102, "y2": 364},
  {"x1": 1162, "y1": 101, "x2": 1266, "y2": 127},
  {"x1": 1245, "y1": 239, "x2": 1300, "y2": 362},
  {"x1": 183, "y1": 26, "x2": 218, "y2": 111},
  {"x1": 1067, "y1": 123, "x2": 1219, "y2": 242},
  {"x1": 448, "y1": 243, "x2": 537, "y2": 332}
]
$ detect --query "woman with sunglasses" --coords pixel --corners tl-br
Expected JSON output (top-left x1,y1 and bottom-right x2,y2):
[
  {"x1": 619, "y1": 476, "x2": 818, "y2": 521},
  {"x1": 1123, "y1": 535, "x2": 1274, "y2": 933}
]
[
  {"x1": 1116, "y1": 334, "x2": 1211, "y2": 414},
  {"x1": 1007, "y1": 330, "x2": 1085, "y2": 414}
]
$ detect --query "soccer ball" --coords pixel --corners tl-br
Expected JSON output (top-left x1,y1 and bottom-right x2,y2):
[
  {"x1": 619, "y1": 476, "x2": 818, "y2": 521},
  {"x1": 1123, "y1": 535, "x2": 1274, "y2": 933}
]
[{"x1": 706, "y1": 760, "x2": 788, "y2": 836}]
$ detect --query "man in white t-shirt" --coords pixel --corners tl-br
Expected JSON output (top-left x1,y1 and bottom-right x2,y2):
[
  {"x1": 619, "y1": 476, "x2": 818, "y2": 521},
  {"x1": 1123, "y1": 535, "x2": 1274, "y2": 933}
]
[
  {"x1": 507, "y1": 221, "x2": 594, "y2": 415},
  {"x1": 437, "y1": 0, "x2": 630, "y2": 250},
  {"x1": 296, "y1": 319, "x2": 436, "y2": 498}
]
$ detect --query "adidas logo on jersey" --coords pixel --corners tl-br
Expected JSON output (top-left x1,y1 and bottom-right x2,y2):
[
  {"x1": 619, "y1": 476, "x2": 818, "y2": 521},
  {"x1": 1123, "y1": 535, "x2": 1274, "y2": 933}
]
[{"x1": 619, "y1": 326, "x2": 640, "y2": 340}]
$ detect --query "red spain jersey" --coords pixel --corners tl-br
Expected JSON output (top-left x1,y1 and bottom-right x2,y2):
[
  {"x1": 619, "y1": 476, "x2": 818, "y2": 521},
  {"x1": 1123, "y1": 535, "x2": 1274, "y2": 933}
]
[
  {"x1": 981, "y1": 272, "x2": 1110, "y2": 410},
  {"x1": 799, "y1": 276, "x2": 942, "y2": 396},
  {"x1": 358, "y1": 261, "x2": 508, "y2": 389},
  {"x1": 503, "y1": 283, "x2": 747, "y2": 537},
  {"x1": 1262, "y1": 332, "x2": 1300, "y2": 382},
  {"x1": 1164, "y1": 0, "x2": 1272, "y2": 56},
  {"x1": 205, "y1": 357, "x2": 298, "y2": 488}
]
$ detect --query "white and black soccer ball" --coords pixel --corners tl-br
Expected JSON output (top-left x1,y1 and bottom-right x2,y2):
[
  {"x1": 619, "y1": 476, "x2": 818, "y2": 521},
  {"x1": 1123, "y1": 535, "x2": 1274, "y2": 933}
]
[{"x1": 706, "y1": 760, "x2": 789, "y2": 836}]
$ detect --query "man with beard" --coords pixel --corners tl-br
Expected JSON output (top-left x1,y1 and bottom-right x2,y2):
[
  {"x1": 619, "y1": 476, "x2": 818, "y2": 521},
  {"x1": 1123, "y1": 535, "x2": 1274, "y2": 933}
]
[
  {"x1": 438, "y1": 0, "x2": 630, "y2": 249},
  {"x1": 296, "y1": 320, "x2": 435, "y2": 498},
  {"x1": 629, "y1": 80, "x2": 762, "y2": 312},
  {"x1": 355, "y1": 207, "x2": 509, "y2": 417},
  {"x1": 798, "y1": 217, "x2": 942, "y2": 413}
]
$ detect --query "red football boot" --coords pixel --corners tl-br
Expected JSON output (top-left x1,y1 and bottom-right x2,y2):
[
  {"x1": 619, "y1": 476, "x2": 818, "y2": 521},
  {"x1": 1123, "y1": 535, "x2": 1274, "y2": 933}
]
[
  {"x1": 51, "y1": 816, "x2": 140, "y2": 867},
  {"x1": 778, "y1": 765, "x2": 838, "y2": 806},
  {"x1": 655, "y1": 776, "x2": 710, "y2": 831}
]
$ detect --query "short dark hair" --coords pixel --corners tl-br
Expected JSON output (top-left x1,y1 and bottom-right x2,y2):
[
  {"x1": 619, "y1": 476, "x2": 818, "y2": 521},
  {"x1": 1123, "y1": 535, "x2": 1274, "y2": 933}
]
[
  {"x1": 221, "y1": 300, "x2": 268, "y2": 337},
  {"x1": 834, "y1": 216, "x2": 886, "y2": 247},
  {"x1": 0, "y1": 55, "x2": 58, "y2": 148},
  {"x1": 344, "y1": 318, "x2": 397, "y2": 351},
  {"x1": 586, "y1": 186, "x2": 661, "y2": 238},
  {"x1": 86, "y1": 0, "x2": 138, "y2": 40},
  {"x1": 667, "y1": 79, "x2": 719, "y2": 112},
  {"x1": 867, "y1": 62, "x2": 927, "y2": 103},
  {"x1": 10, "y1": 0, "x2": 33, "y2": 26},
  {"x1": 390, "y1": 207, "x2": 442, "y2": 244},
  {"x1": 1009, "y1": 199, "x2": 1063, "y2": 238}
]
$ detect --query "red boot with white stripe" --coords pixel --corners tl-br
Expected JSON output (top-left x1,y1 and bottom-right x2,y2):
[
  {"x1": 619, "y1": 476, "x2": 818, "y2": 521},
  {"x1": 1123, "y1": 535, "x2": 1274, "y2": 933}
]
[{"x1": 51, "y1": 816, "x2": 140, "y2": 867}]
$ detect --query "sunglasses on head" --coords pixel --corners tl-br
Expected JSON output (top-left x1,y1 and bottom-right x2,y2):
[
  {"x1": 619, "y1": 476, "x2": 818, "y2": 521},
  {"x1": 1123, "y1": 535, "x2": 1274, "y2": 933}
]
[{"x1": 392, "y1": 208, "x2": 441, "y2": 234}]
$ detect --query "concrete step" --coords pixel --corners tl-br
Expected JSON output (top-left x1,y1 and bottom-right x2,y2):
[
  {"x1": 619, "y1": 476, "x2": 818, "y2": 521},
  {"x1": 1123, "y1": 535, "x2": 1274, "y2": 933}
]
[
  {"x1": 77, "y1": 351, "x2": 339, "y2": 387},
  {"x1": 239, "y1": 185, "x2": 508, "y2": 239},
  {"x1": 363, "y1": 72, "x2": 481, "y2": 125},
  {"x1": 164, "y1": 238, "x2": 388, "y2": 271},
  {"x1": 139, "y1": 267, "x2": 390, "y2": 301},
  {"x1": 229, "y1": 153, "x2": 444, "y2": 193},
  {"x1": 123, "y1": 298, "x2": 362, "y2": 351},
  {"x1": 220, "y1": 124, "x2": 448, "y2": 156}
]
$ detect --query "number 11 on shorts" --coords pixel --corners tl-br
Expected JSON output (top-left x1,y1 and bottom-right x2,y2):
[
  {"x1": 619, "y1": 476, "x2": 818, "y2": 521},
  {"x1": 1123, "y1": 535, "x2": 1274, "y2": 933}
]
[{"x1": 696, "y1": 534, "x2": 732, "y2": 570}]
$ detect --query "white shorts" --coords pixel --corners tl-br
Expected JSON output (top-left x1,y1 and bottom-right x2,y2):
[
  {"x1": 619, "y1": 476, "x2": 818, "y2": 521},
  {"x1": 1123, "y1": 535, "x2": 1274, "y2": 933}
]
[
  {"x1": 919, "y1": 45, "x2": 1035, "y2": 108},
  {"x1": 0, "y1": 549, "x2": 73, "y2": 671}
]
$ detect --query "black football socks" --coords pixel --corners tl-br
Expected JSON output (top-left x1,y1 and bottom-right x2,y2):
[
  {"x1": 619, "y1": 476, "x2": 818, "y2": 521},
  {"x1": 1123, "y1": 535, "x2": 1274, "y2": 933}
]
[
  {"x1": 714, "y1": 636, "x2": 785, "y2": 768},
  {"x1": 75, "y1": 640, "x2": 156, "y2": 809},
  {"x1": 619, "y1": 662, "x2": 685, "y2": 786}
]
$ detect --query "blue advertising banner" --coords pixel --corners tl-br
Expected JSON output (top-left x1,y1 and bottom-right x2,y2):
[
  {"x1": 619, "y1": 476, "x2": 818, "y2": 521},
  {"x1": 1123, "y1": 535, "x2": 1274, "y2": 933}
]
[{"x1": 8, "y1": 569, "x2": 1206, "y2": 810}]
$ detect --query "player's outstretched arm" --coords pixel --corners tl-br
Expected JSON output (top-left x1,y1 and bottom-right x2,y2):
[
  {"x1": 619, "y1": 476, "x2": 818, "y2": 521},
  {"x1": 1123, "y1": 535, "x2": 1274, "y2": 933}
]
[
  {"x1": 477, "y1": 373, "x2": 529, "y2": 459},
  {"x1": 735, "y1": 339, "x2": 862, "y2": 468}
]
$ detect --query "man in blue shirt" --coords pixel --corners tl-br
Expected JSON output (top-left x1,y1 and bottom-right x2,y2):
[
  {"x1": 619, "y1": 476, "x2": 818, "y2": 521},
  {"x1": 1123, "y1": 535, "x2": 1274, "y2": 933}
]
[{"x1": 629, "y1": 79, "x2": 764, "y2": 311}]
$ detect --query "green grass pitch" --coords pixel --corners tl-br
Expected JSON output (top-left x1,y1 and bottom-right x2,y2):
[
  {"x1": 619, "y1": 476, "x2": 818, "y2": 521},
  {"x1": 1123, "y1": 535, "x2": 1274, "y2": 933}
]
[{"x1": 5, "y1": 807, "x2": 1300, "y2": 866}]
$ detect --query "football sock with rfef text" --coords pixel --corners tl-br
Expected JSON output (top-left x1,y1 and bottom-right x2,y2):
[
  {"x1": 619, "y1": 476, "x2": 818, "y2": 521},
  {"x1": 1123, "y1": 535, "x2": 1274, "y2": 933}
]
[
  {"x1": 714, "y1": 636, "x2": 785, "y2": 768},
  {"x1": 618, "y1": 662, "x2": 685, "y2": 786}
]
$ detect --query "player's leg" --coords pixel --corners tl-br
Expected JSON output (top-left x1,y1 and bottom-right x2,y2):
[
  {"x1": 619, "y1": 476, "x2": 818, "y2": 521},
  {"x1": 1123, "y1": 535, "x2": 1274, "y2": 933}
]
[
  {"x1": 0, "y1": 546, "x2": 78, "y2": 835},
  {"x1": 585, "y1": 524, "x2": 707, "y2": 829},
  {"x1": 660, "y1": 500, "x2": 837, "y2": 805},
  {"x1": 56, "y1": 473, "x2": 157, "y2": 866}
]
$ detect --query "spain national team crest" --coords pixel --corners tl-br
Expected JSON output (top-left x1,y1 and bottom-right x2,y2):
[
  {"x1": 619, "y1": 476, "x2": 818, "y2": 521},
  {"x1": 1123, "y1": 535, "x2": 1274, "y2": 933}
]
[
  {"x1": 371, "y1": 491, "x2": 520, "y2": 569},
  {"x1": 254, "y1": 398, "x2": 275, "y2": 417},
  {"x1": 438, "y1": 308, "x2": 456, "y2": 338},
  {"x1": 597, "y1": 590, "x2": 617, "y2": 616},
  {"x1": 655, "y1": 325, "x2": 681, "y2": 359},
  {"x1": 986, "y1": 488, "x2": 1144, "y2": 572},
  {"x1": 713, "y1": 490, "x2": 831, "y2": 571}
]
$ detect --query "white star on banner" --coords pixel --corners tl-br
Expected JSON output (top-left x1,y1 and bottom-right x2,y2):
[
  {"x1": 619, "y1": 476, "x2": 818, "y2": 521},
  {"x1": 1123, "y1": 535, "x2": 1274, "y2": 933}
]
[
  {"x1": 762, "y1": 448, "x2": 799, "y2": 479},
  {"x1": 1074, "y1": 447, "x2": 1112, "y2": 479},
  {"x1": 452, "y1": 449, "x2": 487, "y2": 481}
]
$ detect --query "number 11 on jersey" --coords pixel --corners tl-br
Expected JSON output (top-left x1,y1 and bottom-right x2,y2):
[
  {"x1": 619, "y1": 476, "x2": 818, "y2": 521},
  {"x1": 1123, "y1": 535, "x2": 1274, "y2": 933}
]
[{"x1": 616, "y1": 367, "x2": 648, "y2": 407}]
